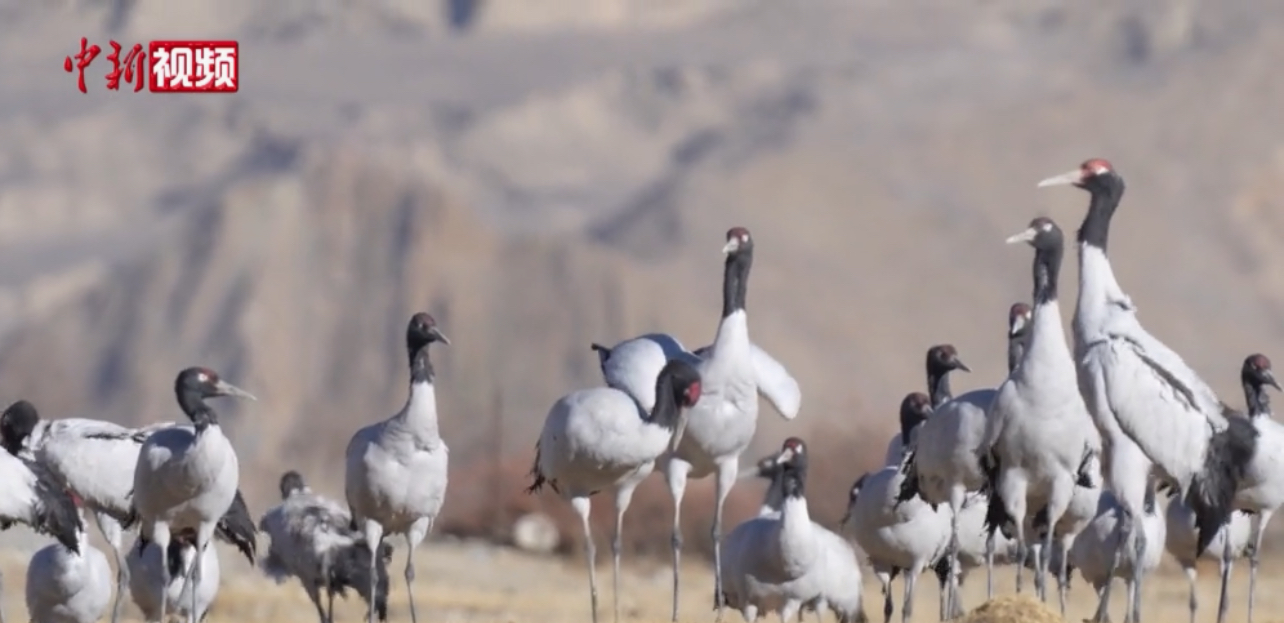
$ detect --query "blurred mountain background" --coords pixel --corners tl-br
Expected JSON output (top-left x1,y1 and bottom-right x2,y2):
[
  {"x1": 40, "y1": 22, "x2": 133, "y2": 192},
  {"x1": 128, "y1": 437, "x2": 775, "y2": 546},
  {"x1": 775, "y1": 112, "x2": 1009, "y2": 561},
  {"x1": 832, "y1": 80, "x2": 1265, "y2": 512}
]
[{"x1": 2, "y1": 0, "x2": 1284, "y2": 556}]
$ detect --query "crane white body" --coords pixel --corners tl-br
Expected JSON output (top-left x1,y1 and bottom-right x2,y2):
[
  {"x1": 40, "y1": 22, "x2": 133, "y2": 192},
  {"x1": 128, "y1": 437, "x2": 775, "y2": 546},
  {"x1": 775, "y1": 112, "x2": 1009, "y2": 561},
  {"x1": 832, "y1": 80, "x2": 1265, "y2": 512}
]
[
  {"x1": 345, "y1": 313, "x2": 450, "y2": 623},
  {"x1": 978, "y1": 217, "x2": 1103, "y2": 611},
  {"x1": 1040, "y1": 160, "x2": 1252, "y2": 623},
  {"x1": 1069, "y1": 489, "x2": 1166, "y2": 618},
  {"x1": 718, "y1": 439, "x2": 862, "y2": 623},
  {"x1": 846, "y1": 465, "x2": 950, "y2": 623},
  {"x1": 722, "y1": 453, "x2": 863, "y2": 623},
  {"x1": 260, "y1": 472, "x2": 392, "y2": 623},
  {"x1": 590, "y1": 228, "x2": 798, "y2": 621},
  {"x1": 133, "y1": 368, "x2": 255, "y2": 623},
  {"x1": 25, "y1": 525, "x2": 111, "y2": 623},
  {"x1": 126, "y1": 533, "x2": 219, "y2": 623},
  {"x1": 527, "y1": 358, "x2": 701, "y2": 623},
  {"x1": 1, "y1": 402, "x2": 177, "y2": 623}
]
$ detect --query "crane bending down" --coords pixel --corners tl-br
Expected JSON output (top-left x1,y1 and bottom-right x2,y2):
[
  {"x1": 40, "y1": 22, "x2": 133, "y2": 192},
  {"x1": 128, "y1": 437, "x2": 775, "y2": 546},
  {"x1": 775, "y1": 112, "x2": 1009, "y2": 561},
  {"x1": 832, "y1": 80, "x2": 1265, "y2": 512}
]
[
  {"x1": 345, "y1": 312, "x2": 451, "y2": 623},
  {"x1": 977, "y1": 217, "x2": 1102, "y2": 608},
  {"x1": 1039, "y1": 159, "x2": 1256, "y2": 623},
  {"x1": 528, "y1": 359, "x2": 702, "y2": 623},
  {"x1": 0, "y1": 400, "x2": 177, "y2": 623},
  {"x1": 130, "y1": 490, "x2": 257, "y2": 623},
  {"x1": 260, "y1": 470, "x2": 393, "y2": 623},
  {"x1": 588, "y1": 227, "x2": 802, "y2": 622},
  {"x1": 131, "y1": 367, "x2": 256, "y2": 623}
]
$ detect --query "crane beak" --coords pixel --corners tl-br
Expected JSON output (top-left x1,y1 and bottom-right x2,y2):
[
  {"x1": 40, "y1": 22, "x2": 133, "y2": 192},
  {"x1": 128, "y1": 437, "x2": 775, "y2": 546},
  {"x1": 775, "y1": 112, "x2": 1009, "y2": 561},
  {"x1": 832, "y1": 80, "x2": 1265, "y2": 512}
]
[
  {"x1": 722, "y1": 239, "x2": 740, "y2": 255},
  {"x1": 1266, "y1": 371, "x2": 1282, "y2": 392},
  {"x1": 839, "y1": 510, "x2": 851, "y2": 529},
  {"x1": 1036, "y1": 169, "x2": 1084, "y2": 188},
  {"x1": 953, "y1": 359, "x2": 972, "y2": 373},
  {"x1": 430, "y1": 328, "x2": 451, "y2": 346},
  {"x1": 669, "y1": 409, "x2": 690, "y2": 453},
  {"x1": 1005, "y1": 227, "x2": 1039, "y2": 246},
  {"x1": 214, "y1": 380, "x2": 257, "y2": 401},
  {"x1": 1009, "y1": 314, "x2": 1029, "y2": 338}
]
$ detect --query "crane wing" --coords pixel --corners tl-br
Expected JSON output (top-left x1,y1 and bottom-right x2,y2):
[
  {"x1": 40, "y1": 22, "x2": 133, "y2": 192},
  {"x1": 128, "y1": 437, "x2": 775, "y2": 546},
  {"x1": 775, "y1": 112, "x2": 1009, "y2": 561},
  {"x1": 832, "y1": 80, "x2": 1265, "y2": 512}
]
[
  {"x1": 695, "y1": 341, "x2": 800, "y2": 419},
  {"x1": 1090, "y1": 336, "x2": 1221, "y2": 488},
  {"x1": 745, "y1": 343, "x2": 801, "y2": 420}
]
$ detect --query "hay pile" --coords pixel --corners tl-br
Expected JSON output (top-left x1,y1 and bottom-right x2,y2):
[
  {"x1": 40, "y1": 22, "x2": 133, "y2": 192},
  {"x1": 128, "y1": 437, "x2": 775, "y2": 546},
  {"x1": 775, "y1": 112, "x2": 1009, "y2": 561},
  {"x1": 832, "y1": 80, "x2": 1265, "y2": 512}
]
[{"x1": 954, "y1": 594, "x2": 1066, "y2": 623}]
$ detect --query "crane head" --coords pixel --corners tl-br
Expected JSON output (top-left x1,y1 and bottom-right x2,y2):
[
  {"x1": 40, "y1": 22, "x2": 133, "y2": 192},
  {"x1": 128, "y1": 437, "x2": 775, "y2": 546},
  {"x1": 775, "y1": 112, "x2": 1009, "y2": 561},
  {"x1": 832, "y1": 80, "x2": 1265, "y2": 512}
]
[
  {"x1": 1036, "y1": 158, "x2": 1119, "y2": 192},
  {"x1": 279, "y1": 470, "x2": 307, "y2": 499},
  {"x1": 926, "y1": 344, "x2": 970, "y2": 374},
  {"x1": 176, "y1": 367, "x2": 257, "y2": 402},
  {"x1": 1005, "y1": 216, "x2": 1063, "y2": 250},
  {"x1": 1008, "y1": 303, "x2": 1032, "y2": 338},
  {"x1": 722, "y1": 226, "x2": 753, "y2": 255},
  {"x1": 0, "y1": 399, "x2": 39, "y2": 457},
  {"x1": 658, "y1": 359, "x2": 702, "y2": 453},
  {"x1": 1243, "y1": 353, "x2": 1281, "y2": 392},
  {"x1": 407, "y1": 312, "x2": 450, "y2": 349}
]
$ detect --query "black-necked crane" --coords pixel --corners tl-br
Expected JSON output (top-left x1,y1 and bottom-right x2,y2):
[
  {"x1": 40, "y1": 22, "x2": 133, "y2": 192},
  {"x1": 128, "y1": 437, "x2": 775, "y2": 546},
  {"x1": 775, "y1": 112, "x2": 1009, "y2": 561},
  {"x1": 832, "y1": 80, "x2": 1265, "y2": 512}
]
[
  {"x1": 345, "y1": 312, "x2": 450, "y2": 623},
  {"x1": 1039, "y1": 159, "x2": 1256, "y2": 623},
  {"x1": 131, "y1": 366, "x2": 256, "y2": 623}
]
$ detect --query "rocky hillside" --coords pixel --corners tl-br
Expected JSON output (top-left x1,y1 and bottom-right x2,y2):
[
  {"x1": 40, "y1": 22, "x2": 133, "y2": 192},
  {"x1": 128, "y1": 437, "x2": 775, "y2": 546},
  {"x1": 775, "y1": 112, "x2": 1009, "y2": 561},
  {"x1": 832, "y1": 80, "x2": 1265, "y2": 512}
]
[{"x1": 1, "y1": 0, "x2": 1283, "y2": 536}]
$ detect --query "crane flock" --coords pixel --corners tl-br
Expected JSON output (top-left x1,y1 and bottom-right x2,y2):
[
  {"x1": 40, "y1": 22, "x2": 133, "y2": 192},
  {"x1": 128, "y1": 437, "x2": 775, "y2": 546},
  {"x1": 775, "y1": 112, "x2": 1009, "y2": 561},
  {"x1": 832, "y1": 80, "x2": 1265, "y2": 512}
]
[{"x1": 0, "y1": 155, "x2": 1275, "y2": 623}]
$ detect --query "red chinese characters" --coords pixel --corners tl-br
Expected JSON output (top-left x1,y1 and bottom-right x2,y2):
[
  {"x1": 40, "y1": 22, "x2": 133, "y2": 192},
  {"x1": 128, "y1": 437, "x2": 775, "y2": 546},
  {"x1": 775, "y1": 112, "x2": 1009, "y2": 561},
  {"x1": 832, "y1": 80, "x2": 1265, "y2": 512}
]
[
  {"x1": 63, "y1": 37, "x2": 102, "y2": 94},
  {"x1": 105, "y1": 41, "x2": 148, "y2": 92}
]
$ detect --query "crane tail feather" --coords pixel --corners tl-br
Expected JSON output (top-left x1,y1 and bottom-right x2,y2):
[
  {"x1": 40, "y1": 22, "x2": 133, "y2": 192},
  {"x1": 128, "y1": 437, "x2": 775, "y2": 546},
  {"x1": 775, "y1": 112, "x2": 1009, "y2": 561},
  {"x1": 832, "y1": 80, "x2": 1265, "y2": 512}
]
[
  {"x1": 29, "y1": 460, "x2": 83, "y2": 554},
  {"x1": 329, "y1": 540, "x2": 393, "y2": 622},
  {"x1": 526, "y1": 440, "x2": 557, "y2": 494},
  {"x1": 215, "y1": 489, "x2": 258, "y2": 564},
  {"x1": 1187, "y1": 415, "x2": 1258, "y2": 554}
]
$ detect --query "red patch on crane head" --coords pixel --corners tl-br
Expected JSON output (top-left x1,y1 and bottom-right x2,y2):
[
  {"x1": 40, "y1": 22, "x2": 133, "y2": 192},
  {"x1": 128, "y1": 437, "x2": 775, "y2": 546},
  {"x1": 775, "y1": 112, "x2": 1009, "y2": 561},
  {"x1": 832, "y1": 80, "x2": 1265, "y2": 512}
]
[{"x1": 1080, "y1": 158, "x2": 1114, "y2": 177}]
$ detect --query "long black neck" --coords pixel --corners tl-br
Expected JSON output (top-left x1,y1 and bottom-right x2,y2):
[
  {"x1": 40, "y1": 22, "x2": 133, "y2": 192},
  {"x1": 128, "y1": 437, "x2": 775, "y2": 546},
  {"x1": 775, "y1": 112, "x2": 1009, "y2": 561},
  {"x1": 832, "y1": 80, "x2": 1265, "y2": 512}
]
[
  {"x1": 1007, "y1": 333, "x2": 1028, "y2": 374},
  {"x1": 899, "y1": 411, "x2": 926, "y2": 446},
  {"x1": 722, "y1": 250, "x2": 753, "y2": 318},
  {"x1": 648, "y1": 374, "x2": 682, "y2": 428},
  {"x1": 1244, "y1": 379, "x2": 1270, "y2": 418},
  {"x1": 1077, "y1": 177, "x2": 1125, "y2": 252},
  {"x1": 177, "y1": 390, "x2": 216, "y2": 433},
  {"x1": 1033, "y1": 239, "x2": 1063, "y2": 306},
  {"x1": 926, "y1": 367, "x2": 952, "y2": 407},
  {"x1": 780, "y1": 462, "x2": 807, "y2": 499},
  {"x1": 408, "y1": 343, "x2": 434, "y2": 385}
]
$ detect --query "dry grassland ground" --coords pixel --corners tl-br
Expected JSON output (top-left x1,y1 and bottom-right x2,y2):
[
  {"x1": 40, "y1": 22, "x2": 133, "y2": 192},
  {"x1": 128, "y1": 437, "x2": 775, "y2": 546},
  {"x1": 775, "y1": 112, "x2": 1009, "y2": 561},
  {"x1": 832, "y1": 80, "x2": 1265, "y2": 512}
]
[{"x1": 5, "y1": 537, "x2": 1284, "y2": 623}]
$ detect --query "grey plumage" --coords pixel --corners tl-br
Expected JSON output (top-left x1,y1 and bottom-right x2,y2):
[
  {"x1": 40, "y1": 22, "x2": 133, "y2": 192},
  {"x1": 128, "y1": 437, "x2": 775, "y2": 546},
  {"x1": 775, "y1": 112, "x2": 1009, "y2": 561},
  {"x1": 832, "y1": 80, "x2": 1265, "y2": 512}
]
[
  {"x1": 132, "y1": 367, "x2": 256, "y2": 623},
  {"x1": 261, "y1": 470, "x2": 393, "y2": 623},
  {"x1": 345, "y1": 313, "x2": 451, "y2": 623}
]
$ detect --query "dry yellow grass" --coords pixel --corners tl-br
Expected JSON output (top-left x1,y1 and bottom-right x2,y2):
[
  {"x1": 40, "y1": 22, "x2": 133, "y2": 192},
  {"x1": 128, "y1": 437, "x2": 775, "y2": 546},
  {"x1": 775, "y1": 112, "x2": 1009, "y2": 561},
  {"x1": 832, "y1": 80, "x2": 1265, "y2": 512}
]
[{"x1": 7, "y1": 538, "x2": 1284, "y2": 623}]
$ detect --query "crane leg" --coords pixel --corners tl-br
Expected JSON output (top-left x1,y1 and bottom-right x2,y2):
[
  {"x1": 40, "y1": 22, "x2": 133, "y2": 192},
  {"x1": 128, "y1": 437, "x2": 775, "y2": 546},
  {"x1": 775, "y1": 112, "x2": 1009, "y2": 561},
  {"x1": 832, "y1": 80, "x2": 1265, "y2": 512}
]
[
  {"x1": 875, "y1": 569, "x2": 892, "y2": 623},
  {"x1": 0, "y1": 569, "x2": 6, "y2": 623},
  {"x1": 984, "y1": 531, "x2": 994, "y2": 601},
  {"x1": 1129, "y1": 514, "x2": 1147, "y2": 623},
  {"x1": 571, "y1": 496, "x2": 599, "y2": 623},
  {"x1": 404, "y1": 517, "x2": 431, "y2": 623},
  {"x1": 900, "y1": 565, "x2": 919, "y2": 623},
  {"x1": 361, "y1": 520, "x2": 385, "y2": 623},
  {"x1": 1215, "y1": 526, "x2": 1233, "y2": 623},
  {"x1": 1056, "y1": 533, "x2": 1072, "y2": 615},
  {"x1": 664, "y1": 457, "x2": 692, "y2": 623},
  {"x1": 151, "y1": 523, "x2": 174, "y2": 623},
  {"x1": 305, "y1": 583, "x2": 327, "y2": 623},
  {"x1": 94, "y1": 512, "x2": 128, "y2": 623},
  {"x1": 780, "y1": 599, "x2": 802, "y2": 623},
  {"x1": 1248, "y1": 509, "x2": 1273, "y2": 623},
  {"x1": 711, "y1": 458, "x2": 739, "y2": 623},
  {"x1": 188, "y1": 523, "x2": 217, "y2": 623},
  {"x1": 612, "y1": 483, "x2": 640, "y2": 623},
  {"x1": 1185, "y1": 565, "x2": 1199, "y2": 623}
]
